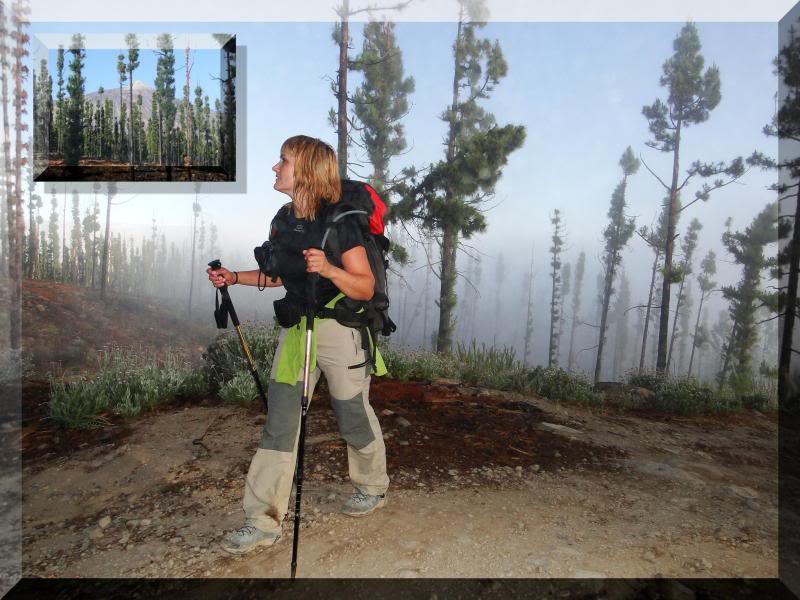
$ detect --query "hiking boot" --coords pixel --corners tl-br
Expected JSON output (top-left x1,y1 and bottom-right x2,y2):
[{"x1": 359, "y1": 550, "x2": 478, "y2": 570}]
[
  {"x1": 341, "y1": 490, "x2": 386, "y2": 517},
  {"x1": 221, "y1": 523, "x2": 280, "y2": 554}
]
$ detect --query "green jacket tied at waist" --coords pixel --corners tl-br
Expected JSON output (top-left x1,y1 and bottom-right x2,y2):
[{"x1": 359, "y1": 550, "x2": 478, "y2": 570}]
[{"x1": 274, "y1": 293, "x2": 387, "y2": 384}]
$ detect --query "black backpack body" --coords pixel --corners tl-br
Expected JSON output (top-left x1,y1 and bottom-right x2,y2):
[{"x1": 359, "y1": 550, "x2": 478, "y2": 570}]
[{"x1": 319, "y1": 180, "x2": 396, "y2": 366}]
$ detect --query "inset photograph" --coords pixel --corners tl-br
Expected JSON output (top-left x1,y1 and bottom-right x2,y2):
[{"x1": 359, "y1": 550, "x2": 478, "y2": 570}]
[{"x1": 32, "y1": 33, "x2": 236, "y2": 182}]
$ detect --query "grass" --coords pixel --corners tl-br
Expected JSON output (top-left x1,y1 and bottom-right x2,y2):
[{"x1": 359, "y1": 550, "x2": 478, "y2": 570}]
[
  {"x1": 382, "y1": 341, "x2": 601, "y2": 407},
  {"x1": 383, "y1": 342, "x2": 777, "y2": 415},
  {"x1": 48, "y1": 321, "x2": 776, "y2": 428},
  {"x1": 49, "y1": 346, "x2": 210, "y2": 429},
  {"x1": 623, "y1": 369, "x2": 778, "y2": 415}
]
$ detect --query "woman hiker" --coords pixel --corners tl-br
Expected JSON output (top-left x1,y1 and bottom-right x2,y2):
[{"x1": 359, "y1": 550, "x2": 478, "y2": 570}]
[{"x1": 207, "y1": 135, "x2": 390, "y2": 554}]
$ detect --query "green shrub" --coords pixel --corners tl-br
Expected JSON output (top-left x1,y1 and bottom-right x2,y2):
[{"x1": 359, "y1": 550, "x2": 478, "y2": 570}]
[
  {"x1": 380, "y1": 345, "x2": 459, "y2": 382},
  {"x1": 49, "y1": 347, "x2": 210, "y2": 429},
  {"x1": 623, "y1": 373, "x2": 745, "y2": 415},
  {"x1": 519, "y1": 366, "x2": 601, "y2": 406},
  {"x1": 49, "y1": 379, "x2": 112, "y2": 428},
  {"x1": 710, "y1": 387, "x2": 744, "y2": 414},
  {"x1": 648, "y1": 376, "x2": 717, "y2": 415},
  {"x1": 204, "y1": 323, "x2": 281, "y2": 389},
  {"x1": 625, "y1": 369, "x2": 668, "y2": 392},
  {"x1": 219, "y1": 370, "x2": 270, "y2": 407}
]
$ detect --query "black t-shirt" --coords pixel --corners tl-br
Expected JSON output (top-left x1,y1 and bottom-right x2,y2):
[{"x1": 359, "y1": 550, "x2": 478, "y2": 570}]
[{"x1": 268, "y1": 202, "x2": 365, "y2": 307}]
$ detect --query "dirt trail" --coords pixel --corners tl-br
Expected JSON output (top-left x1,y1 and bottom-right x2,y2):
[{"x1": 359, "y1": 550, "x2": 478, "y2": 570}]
[{"x1": 20, "y1": 379, "x2": 778, "y2": 580}]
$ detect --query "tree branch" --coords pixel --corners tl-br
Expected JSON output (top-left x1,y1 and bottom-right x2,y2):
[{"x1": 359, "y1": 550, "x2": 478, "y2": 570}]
[{"x1": 639, "y1": 153, "x2": 671, "y2": 191}]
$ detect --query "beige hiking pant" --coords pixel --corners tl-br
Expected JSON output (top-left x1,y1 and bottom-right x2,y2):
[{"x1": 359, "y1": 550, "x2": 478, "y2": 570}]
[{"x1": 242, "y1": 318, "x2": 389, "y2": 534}]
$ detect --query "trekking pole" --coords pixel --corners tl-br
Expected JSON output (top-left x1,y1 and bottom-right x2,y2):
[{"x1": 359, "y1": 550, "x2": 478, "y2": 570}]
[
  {"x1": 290, "y1": 271, "x2": 318, "y2": 580},
  {"x1": 207, "y1": 259, "x2": 268, "y2": 412}
]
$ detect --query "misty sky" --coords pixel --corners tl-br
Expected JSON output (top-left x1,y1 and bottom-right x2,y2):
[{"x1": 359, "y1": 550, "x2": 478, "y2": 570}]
[{"x1": 28, "y1": 11, "x2": 786, "y2": 369}]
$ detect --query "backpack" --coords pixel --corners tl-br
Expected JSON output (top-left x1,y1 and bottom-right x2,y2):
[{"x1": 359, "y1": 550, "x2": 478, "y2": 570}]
[{"x1": 319, "y1": 180, "x2": 397, "y2": 366}]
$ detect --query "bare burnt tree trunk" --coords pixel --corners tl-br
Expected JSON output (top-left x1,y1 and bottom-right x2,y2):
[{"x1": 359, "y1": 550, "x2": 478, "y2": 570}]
[
  {"x1": 687, "y1": 288, "x2": 708, "y2": 377},
  {"x1": 657, "y1": 120, "x2": 682, "y2": 371},
  {"x1": 717, "y1": 317, "x2": 739, "y2": 391},
  {"x1": 640, "y1": 249, "x2": 661, "y2": 372},
  {"x1": 100, "y1": 190, "x2": 112, "y2": 299},
  {"x1": 666, "y1": 275, "x2": 687, "y2": 372}
]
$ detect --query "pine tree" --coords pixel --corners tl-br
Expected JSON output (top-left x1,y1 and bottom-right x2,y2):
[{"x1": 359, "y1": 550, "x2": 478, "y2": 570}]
[
  {"x1": 567, "y1": 251, "x2": 586, "y2": 371},
  {"x1": 558, "y1": 261, "x2": 571, "y2": 364},
  {"x1": 594, "y1": 147, "x2": 639, "y2": 384},
  {"x1": 193, "y1": 85, "x2": 204, "y2": 164},
  {"x1": 549, "y1": 209, "x2": 564, "y2": 368},
  {"x1": 638, "y1": 204, "x2": 671, "y2": 371},
  {"x1": 202, "y1": 94, "x2": 211, "y2": 165},
  {"x1": 146, "y1": 94, "x2": 159, "y2": 162},
  {"x1": 134, "y1": 93, "x2": 145, "y2": 164},
  {"x1": 6, "y1": 0, "x2": 30, "y2": 350},
  {"x1": 154, "y1": 33, "x2": 176, "y2": 166},
  {"x1": 115, "y1": 53, "x2": 126, "y2": 160},
  {"x1": 666, "y1": 218, "x2": 702, "y2": 371},
  {"x1": 611, "y1": 271, "x2": 631, "y2": 379},
  {"x1": 47, "y1": 190, "x2": 60, "y2": 279},
  {"x1": 212, "y1": 34, "x2": 235, "y2": 178},
  {"x1": 717, "y1": 203, "x2": 778, "y2": 393},
  {"x1": 750, "y1": 20, "x2": 800, "y2": 407},
  {"x1": 394, "y1": 0, "x2": 524, "y2": 353},
  {"x1": 523, "y1": 242, "x2": 535, "y2": 366},
  {"x1": 88, "y1": 185, "x2": 101, "y2": 286},
  {"x1": 469, "y1": 252, "x2": 482, "y2": 343},
  {"x1": 187, "y1": 190, "x2": 201, "y2": 316},
  {"x1": 100, "y1": 182, "x2": 117, "y2": 299},
  {"x1": 69, "y1": 190, "x2": 83, "y2": 283},
  {"x1": 103, "y1": 98, "x2": 113, "y2": 159},
  {"x1": 125, "y1": 34, "x2": 140, "y2": 166},
  {"x1": 688, "y1": 250, "x2": 717, "y2": 376},
  {"x1": 25, "y1": 178, "x2": 41, "y2": 278},
  {"x1": 34, "y1": 58, "x2": 51, "y2": 164},
  {"x1": 677, "y1": 284, "x2": 693, "y2": 374},
  {"x1": 82, "y1": 98, "x2": 92, "y2": 155},
  {"x1": 63, "y1": 34, "x2": 86, "y2": 166},
  {"x1": 95, "y1": 89, "x2": 103, "y2": 156},
  {"x1": 351, "y1": 18, "x2": 415, "y2": 192},
  {"x1": 182, "y1": 44, "x2": 192, "y2": 169},
  {"x1": 642, "y1": 22, "x2": 744, "y2": 372},
  {"x1": 55, "y1": 45, "x2": 65, "y2": 153},
  {"x1": 493, "y1": 252, "x2": 505, "y2": 346},
  {"x1": 351, "y1": 18, "x2": 414, "y2": 264}
]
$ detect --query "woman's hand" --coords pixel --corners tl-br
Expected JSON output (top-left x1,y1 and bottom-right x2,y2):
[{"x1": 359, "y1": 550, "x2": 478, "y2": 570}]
[
  {"x1": 303, "y1": 248, "x2": 332, "y2": 278},
  {"x1": 207, "y1": 266, "x2": 236, "y2": 288}
]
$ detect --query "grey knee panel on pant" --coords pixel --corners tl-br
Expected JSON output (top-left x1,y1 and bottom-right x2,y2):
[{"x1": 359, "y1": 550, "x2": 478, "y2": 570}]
[
  {"x1": 331, "y1": 392, "x2": 375, "y2": 450},
  {"x1": 259, "y1": 380, "x2": 302, "y2": 452}
]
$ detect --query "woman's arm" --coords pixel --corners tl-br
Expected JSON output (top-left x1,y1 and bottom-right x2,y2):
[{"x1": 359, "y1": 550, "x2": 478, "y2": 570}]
[
  {"x1": 303, "y1": 246, "x2": 374, "y2": 301},
  {"x1": 207, "y1": 266, "x2": 283, "y2": 288}
]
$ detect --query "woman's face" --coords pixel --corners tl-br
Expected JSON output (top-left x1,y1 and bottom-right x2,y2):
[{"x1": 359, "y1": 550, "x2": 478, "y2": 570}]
[{"x1": 272, "y1": 150, "x2": 295, "y2": 197}]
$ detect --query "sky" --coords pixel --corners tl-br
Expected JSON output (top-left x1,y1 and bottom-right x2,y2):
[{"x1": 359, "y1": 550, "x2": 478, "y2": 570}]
[
  {"x1": 34, "y1": 33, "x2": 224, "y2": 104},
  {"x1": 26, "y1": 4, "x2": 792, "y2": 362}
]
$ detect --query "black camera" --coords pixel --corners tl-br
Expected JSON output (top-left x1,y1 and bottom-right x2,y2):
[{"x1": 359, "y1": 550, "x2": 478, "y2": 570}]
[{"x1": 254, "y1": 241, "x2": 279, "y2": 282}]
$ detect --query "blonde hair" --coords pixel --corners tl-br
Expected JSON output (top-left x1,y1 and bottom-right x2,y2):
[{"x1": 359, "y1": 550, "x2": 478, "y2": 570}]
[{"x1": 281, "y1": 135, "x2": 341, "y2": 220}]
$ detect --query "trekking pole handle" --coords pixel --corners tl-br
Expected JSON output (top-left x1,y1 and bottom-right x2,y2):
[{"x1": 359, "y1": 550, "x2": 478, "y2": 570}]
[{"x1": 208, "y1": 259, "x2": 241, "y2": 328}]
